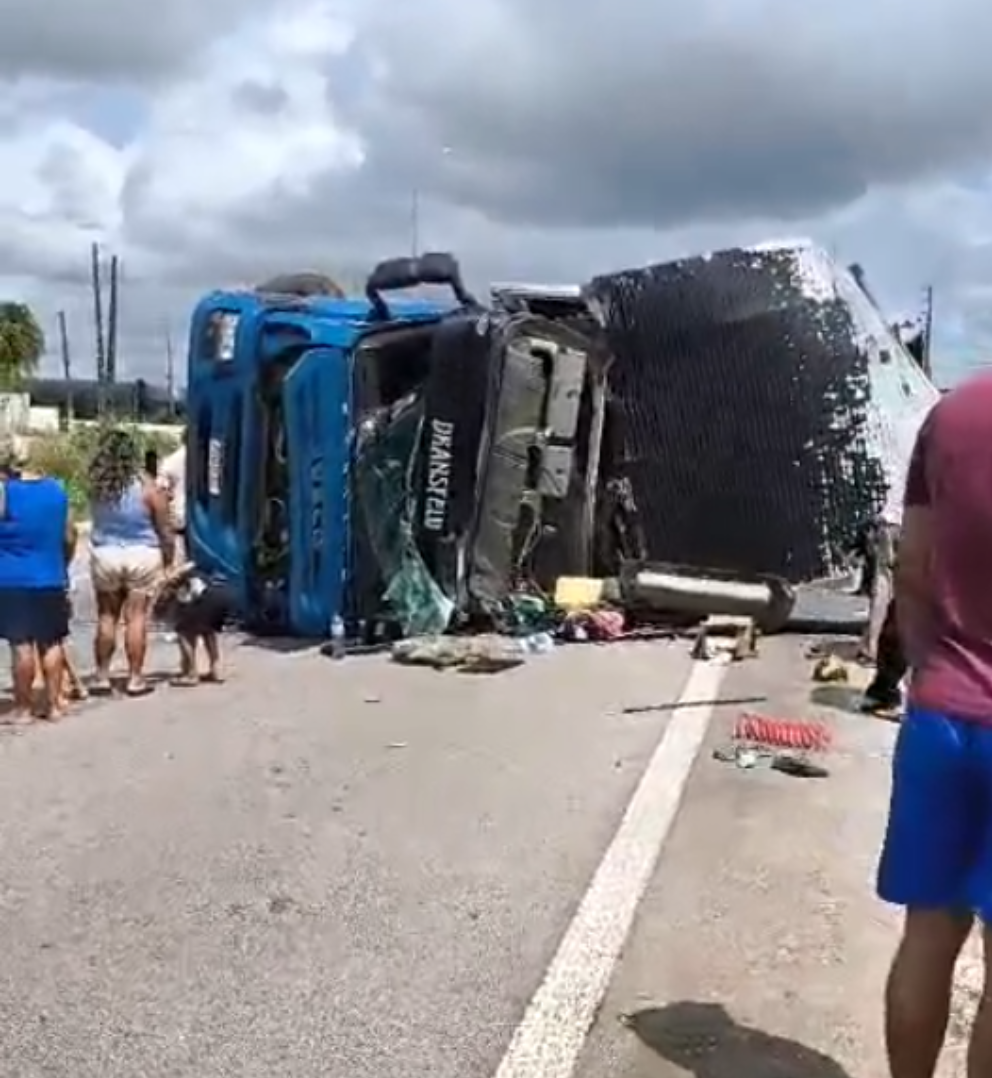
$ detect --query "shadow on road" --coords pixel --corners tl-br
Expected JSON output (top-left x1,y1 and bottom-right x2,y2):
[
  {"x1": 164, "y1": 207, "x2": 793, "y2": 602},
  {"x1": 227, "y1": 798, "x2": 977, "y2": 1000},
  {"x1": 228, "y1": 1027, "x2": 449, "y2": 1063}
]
[
  {"x1": 626, "y1": 1001, "x2": 852, "y2": 1078},
  {"x1": 810, "y1": 684, "x2": 866, "y2": 715}
]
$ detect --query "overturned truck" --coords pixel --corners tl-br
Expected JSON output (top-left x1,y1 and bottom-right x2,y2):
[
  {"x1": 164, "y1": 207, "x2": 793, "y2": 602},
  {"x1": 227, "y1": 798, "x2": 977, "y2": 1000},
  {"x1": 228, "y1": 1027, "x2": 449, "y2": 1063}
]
[
  {"x1": 496, "y1": 240, "x2": 939, "y2": 582},
  {"x1": 186, "y1": 254, "x2": 626, "y2": 636},
  {"x1": 186, "y1": 242, "x2": 939, "y2": 638}
]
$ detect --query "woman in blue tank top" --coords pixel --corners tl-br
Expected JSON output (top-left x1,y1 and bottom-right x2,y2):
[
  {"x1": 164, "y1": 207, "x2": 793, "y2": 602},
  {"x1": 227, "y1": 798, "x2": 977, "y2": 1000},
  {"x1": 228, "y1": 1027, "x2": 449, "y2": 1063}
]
[
  {"x1": 0, "y1": 436, "x2": 77, "y2": 721},
  {"x1": 87, "y1": 428, "x2": 175, "y2": 695}
]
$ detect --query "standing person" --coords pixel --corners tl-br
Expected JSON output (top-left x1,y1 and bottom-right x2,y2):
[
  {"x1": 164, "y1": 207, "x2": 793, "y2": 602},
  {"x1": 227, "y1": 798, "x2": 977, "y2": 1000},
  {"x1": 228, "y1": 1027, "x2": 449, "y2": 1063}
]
[
  {"x1": 0, "y1": 436, "x2": 75, "y2": 721},
  {"x1": 861, "y1": 597, "x2": 909, "y2": 721},
  {"x1": 154, "y1": 560, "x2": 233, "y2": 685},
  {"x1": 877, "y1": 372, "x2": 992, "y2": 1078},
  {"x1": 859, "y1": 511, "x2": 900, "y2": 664},
  {"x1": 158, "y1": 434, "x2": 186, "y2": 551},
  {"x1": 87, "y1": 428, "x2": 175, "y2": 696}
]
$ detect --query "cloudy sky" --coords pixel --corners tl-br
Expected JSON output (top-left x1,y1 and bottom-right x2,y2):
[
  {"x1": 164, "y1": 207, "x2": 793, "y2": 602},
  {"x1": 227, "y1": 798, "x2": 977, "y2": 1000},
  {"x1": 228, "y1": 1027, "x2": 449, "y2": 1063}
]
[{"x1": 1, "y1": 0, "x2": 989, "y2": 388}]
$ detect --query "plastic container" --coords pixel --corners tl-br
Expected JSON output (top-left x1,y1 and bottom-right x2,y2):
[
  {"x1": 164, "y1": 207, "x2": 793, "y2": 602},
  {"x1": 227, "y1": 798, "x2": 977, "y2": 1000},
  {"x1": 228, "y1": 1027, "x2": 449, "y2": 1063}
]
[{"x1": 329, "y1": 614, "x2": 347, "y2": 659}]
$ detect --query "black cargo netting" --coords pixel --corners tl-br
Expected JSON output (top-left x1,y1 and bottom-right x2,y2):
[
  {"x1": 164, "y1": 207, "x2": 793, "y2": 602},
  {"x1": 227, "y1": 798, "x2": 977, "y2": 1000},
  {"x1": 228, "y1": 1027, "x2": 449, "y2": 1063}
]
[{"x1": 588, "y1": 245, "x2": 919, "y2": 583}]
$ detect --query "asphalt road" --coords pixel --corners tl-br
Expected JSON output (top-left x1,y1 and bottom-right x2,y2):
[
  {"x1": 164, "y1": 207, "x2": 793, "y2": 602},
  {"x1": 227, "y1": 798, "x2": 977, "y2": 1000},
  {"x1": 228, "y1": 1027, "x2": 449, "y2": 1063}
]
[
  {"x1": 3, "y1": 581, "x2": 976, "y2": 1078},
  {"x1": 0, "y1": 634, "x2": 698, "y2": 1077}
]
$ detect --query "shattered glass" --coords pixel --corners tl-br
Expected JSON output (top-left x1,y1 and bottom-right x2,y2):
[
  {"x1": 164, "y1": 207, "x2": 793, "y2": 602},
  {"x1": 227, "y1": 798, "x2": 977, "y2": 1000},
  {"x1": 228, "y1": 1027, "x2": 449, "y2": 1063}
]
[{"x1": 354, "y1": 394, "x2": 454, "y2": 636}]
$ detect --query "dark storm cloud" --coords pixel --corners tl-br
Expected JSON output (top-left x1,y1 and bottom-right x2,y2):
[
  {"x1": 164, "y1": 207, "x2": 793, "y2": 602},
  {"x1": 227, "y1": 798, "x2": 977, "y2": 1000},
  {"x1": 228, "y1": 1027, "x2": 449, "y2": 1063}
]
[
  {"x1": 332, "y1": 0, "x2": 992, "y2": 231},
  {"x1": 0, "y1": 0, "x2": 276, "y2": 83}
]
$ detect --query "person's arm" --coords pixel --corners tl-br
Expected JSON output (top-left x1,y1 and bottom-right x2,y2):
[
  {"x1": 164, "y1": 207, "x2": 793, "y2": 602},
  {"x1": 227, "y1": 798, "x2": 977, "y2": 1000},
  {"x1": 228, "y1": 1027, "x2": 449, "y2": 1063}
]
[
  {"x1": 894, "y1": 414, "x2": 936, "y2": 668},
  {"x1": 63, "y1": 515, "x2": 78, "y2": 568},
  {"x1": 145, "y1": 482, "x2": 177, "y2": 568}
]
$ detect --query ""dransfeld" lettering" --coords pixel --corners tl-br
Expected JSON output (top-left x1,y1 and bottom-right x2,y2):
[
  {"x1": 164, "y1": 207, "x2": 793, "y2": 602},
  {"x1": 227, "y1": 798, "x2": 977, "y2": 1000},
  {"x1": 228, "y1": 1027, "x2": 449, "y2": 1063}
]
[{"x1": 422, "y1": 419, "x2": 454, "y2": 531}]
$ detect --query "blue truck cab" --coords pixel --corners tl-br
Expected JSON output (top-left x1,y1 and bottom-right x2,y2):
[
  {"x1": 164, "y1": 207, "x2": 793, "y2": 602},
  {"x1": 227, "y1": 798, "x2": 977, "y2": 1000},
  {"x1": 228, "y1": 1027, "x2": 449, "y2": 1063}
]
[
  {"x1": 186, "y1": 267, "x2": 457, "y2": 635},
  {"x1": 186, "y1": 254, "x2": 605, "y2": 638}
]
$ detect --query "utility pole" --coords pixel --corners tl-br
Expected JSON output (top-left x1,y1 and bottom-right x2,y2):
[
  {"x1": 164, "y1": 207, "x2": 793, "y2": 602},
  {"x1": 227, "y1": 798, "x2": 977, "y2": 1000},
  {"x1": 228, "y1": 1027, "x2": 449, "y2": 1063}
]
[
  {"x1": 410, "y1": 188, "x2": 419, "y2": 257},
  {"x1": 57, "y1": 310, "x2": 73, "y2": 428},
  {"x1": 106, "y1": 254, "x2": 119, "y2": 387},
  {"x1": 165, "y1": 326, "x2": 176, "y2": 418},
  {"x1": 922, "y1": 284, "x2": 934, "y2": 379},
  {"x1": 90, "y1": 242, "x2": 107, "y2": 416}
]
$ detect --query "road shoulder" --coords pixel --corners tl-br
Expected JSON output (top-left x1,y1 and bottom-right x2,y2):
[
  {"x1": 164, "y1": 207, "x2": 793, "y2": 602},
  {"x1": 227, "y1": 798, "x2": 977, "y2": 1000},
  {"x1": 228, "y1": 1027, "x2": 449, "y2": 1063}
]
[{"x1": 572, "y1": 635, "x2": 946, "y2": 1078}]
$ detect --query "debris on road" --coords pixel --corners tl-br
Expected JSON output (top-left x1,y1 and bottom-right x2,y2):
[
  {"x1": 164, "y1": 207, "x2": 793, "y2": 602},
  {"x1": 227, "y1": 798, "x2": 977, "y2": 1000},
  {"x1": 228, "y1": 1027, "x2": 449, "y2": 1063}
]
[
  {"x1": 712, "y1": 744, "x2": 830, "y2": 778},
  {"x1": 812, "y1": 654, "x2": 849, "y2": 683},
  {"x1": 691, "y1": 614, "x2": 759, "y2": 662},
  {"x1": 391, "y1": 634, "x2": 530, "y2": 673},
  {"x1": 621, "y1": 693, "x2": 767, "y2": 715},
  {"x1": 734, "y1": 713, "x2": 833, "y2": 752}
]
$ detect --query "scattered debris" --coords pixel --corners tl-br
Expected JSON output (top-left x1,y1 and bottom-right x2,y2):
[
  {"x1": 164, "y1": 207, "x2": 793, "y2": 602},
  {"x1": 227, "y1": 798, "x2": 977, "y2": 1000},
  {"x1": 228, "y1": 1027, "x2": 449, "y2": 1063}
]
[
  {"x1": 713, "y1": 745, "x2": 767, "y2": 769},
  {"x1": 771, "y1": 754, "x2": 830, "y2": 779},
  {"x1": 554, "y1": 576, "x2": 606, "y2": 612},
  {"x1": 734, "y1": 713, "x2": 833, "y2": 751},
  {"x1": 812, "y1": 655, "x2": 849, "y2": 683},
  {"x1": 692, "y1": 614, "x2": 758, "y2": 662},
  {"x1": 560, "y1": 608, "x2": 625, "y2": 642},
  {"x1": 391, "y1": 634, "x2": 528, "y2": 673},
  {"x1": 621, "y1": 694, "x2": 767, "y2": 715},
  {"x1": 712, "y1": 744, "x2": 830, "y2": 778}
]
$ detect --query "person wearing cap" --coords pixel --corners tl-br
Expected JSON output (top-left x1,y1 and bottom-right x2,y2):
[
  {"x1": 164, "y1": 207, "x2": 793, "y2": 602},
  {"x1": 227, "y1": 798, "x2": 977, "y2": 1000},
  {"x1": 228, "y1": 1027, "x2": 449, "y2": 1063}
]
[{"x1": 0, "y1": 435, "x2": 76, "y2": 721}]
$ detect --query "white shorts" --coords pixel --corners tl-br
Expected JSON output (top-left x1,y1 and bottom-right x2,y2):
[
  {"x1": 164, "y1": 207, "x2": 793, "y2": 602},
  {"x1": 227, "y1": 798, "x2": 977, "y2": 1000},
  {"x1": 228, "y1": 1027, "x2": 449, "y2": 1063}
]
[{"x1": 90, "y1": 545, "x2": 163, "y2": 597}]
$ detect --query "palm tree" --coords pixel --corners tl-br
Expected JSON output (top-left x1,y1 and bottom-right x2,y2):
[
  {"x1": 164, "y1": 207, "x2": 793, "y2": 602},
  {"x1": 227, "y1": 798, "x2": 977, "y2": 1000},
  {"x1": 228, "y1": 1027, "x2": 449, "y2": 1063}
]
[{"x1": 0, "y1": 302, "x2": 45, "y2": 390}]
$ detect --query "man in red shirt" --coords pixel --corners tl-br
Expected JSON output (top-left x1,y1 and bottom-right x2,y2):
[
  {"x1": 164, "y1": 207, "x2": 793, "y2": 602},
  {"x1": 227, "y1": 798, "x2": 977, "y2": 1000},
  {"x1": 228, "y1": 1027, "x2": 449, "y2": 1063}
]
[{"x1": 878, "y1": 372, "x2": 992, "y2": 1077}]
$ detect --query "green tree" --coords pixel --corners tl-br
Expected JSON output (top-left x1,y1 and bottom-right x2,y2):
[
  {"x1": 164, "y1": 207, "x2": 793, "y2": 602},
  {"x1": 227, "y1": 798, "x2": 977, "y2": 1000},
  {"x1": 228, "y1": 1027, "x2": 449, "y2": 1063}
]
[{"x1": 0, "y1": 301, "x2": 45, "y2": 390}]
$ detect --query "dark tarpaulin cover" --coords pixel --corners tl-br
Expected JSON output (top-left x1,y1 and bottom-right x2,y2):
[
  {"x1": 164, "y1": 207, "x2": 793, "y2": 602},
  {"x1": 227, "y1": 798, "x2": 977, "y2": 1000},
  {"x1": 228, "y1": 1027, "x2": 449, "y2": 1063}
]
[{"x1": 586, "y1": 242, "x2": 939, "y2": 583}]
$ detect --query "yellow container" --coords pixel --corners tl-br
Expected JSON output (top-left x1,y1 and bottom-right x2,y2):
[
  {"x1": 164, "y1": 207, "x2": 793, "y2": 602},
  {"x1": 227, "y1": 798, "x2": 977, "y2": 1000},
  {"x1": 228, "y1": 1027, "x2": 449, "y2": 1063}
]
[{"x1": 554, "y1": 576, "x2": 605, "y2": 611}]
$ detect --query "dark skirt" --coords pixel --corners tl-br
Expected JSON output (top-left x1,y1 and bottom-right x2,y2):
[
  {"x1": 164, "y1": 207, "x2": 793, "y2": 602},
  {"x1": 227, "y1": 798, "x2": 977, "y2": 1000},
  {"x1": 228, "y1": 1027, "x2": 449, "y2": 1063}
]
[
  {"x1": 0, "y1": 586, "x2": 70, "y2": 648},
  {"x1": 172, "y1": 583, "x2": 235, "y2": 636}
]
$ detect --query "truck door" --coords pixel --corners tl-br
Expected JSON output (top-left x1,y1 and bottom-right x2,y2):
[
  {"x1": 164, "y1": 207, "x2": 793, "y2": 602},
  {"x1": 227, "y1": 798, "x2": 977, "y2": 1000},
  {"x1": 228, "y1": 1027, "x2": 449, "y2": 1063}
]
[
  {"x1": 187, "y1": 370, "x2": 249, "y2": 603},
  {"x1": 281, "y1": 345, "x2": 350, "y2": 636}
]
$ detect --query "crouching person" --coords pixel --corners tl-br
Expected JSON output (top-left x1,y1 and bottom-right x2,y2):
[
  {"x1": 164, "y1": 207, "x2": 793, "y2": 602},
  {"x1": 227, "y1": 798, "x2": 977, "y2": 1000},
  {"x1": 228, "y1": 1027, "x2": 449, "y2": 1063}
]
[{"x1": 155, "y1": 563, "x2": 234, "y2": 686}]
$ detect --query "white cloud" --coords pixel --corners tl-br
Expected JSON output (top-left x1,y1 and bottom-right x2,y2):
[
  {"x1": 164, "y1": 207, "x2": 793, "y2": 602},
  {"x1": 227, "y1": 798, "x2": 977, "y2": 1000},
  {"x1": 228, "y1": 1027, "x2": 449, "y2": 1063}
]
[{"x1": 0, "y1": 0, "x2": 990, "y2": 386}]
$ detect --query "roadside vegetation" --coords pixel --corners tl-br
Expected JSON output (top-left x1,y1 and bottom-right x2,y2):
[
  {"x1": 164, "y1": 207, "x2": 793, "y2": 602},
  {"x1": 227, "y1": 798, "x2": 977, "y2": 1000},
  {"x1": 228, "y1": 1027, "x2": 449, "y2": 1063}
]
[{"x1": 28, "y1": 425, "x2": 181, "y2": 518}]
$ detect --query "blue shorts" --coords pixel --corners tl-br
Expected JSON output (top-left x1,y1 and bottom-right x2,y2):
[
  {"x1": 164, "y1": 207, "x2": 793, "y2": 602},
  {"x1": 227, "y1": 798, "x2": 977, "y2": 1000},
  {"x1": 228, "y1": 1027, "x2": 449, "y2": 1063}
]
[{"x1": 878, "y1": 704, "x2": 992, "y2": 919}]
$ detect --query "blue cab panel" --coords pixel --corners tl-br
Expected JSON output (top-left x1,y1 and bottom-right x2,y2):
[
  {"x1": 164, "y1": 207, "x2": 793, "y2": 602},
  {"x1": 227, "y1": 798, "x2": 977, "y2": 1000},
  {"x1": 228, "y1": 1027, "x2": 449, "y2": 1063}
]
[
  {"x1": 185, "y1": 285, "x2": 453, "y2": 636},
  {"x1": 282, "y1": 346, "x2": 349, "y2": 636}
]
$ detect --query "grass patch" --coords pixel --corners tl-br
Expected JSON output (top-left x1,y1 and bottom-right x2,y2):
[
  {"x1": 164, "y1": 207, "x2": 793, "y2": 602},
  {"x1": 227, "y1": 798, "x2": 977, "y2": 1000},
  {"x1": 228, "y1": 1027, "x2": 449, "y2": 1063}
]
[{"x1": 27, "y1": 425, "x2": 181, "y2": 519}]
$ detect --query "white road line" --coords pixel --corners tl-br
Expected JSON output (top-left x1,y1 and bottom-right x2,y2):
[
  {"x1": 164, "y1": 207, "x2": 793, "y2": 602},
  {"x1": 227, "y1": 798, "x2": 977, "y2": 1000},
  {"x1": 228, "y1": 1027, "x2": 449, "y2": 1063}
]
[{"x1": 492, "y1": 654, "x2": 730, "y2": 1078}]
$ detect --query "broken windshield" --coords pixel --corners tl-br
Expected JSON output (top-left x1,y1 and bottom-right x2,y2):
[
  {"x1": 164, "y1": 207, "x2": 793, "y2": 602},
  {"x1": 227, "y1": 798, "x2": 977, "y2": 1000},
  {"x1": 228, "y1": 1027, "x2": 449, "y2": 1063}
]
[{"x1": 353, "y1": 394, "x2": 454, "y2": 636}]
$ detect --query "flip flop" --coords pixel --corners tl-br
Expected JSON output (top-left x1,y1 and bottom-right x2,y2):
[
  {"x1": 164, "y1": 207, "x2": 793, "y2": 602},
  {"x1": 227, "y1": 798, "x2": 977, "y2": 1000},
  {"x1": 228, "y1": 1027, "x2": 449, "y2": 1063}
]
[
  {"x1": 0, "y1": 713, "x2": 34, "y2": 727},
  {"x1": 89, "y1": 678, "x2": 114, "y2": 696},
  {"x1": 124, "y1": 681, "x2": 154, "y2": 697},
  {"x1": 170, "y1": 675, "x2": 199, "y2": 688}
]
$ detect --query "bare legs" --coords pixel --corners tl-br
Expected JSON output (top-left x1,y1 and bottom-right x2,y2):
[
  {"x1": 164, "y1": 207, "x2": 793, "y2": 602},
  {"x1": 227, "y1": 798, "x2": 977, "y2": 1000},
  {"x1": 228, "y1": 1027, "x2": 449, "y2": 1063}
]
[
  {"x1": 93, "y1": 589, "x2": 122, "y2": 691},
  {"x1": 969, "y1": 926, "x2": 992, "y2": 1077},
  {"x1": 885, "y1": 908, "x2": 976, "y2": 1078},
  {"x1": 202, "y1": 632, "x2": 223, "y2": 682},
  {"x1": 172, "y1": 631, "x2": 223, "y2": 686},
  {"x1": 172, "y1": 632, "x2": 198, "y2": 686},
  {"x1": 6, "y1": 641, "x2": 66, "y2": 721},
  {"x1": 93, "y1": 589, "x2": 152, "y2": 694},
  {"x1": 8, "y1": 643, "x2": 35, "y2": 720},
  {"x1": 36, "y1": 643, "x2": 66, "y2": 719},
  {"x1": 122, "y1": 592, "x2": 152, "y2": 694}
]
